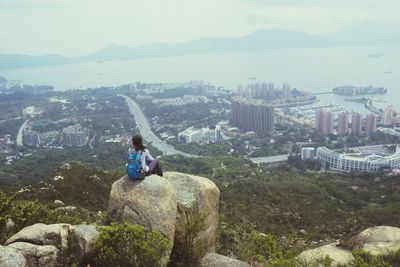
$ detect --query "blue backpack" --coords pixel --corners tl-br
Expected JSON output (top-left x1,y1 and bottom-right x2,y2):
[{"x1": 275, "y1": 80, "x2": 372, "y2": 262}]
[{"x1": 127, "y1": 151, "x2": 145, "y2": 180}]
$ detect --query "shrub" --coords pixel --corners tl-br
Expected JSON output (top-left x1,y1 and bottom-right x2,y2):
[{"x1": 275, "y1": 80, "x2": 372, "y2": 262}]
[
  {"x1": 93, "y1": 222, "x2": 170, "y2": 267},
  {"x1": 169, "y1": 211, "x2": 208, "y2": 267},
  {"x1": 217, "y1": 223, "x2": 298, "y2": 266},
  {"x1": 349, "y1": 249, "x2": 400, "y2": 267},
  {"x1": 0, "y1": 191, "x2": 91, "y2": 244},
  {"x1": 9, "y1": 200, "x2": 55, "y2": 230}
]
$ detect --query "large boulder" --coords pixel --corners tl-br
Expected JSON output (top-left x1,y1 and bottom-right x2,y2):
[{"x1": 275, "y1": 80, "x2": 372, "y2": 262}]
[
  {"x1": 164, "y1": 171, "x2": 220, "y2": 262},
  {"x1": 107, "y1": 175, "x2": 177, "y2": 266},
  {"x1": 5, "y1": 223, "x2": 70, "y2": 248},
  {"x1": 200, "y1": 253, "x2": 251, "y2": 267},
  {"x1": 297, "y1": 243, "x2": 354, "y2": 267},
  {"x1": 8, "y1": 242, "x2": 59, "y2": 267},
  {"x1": 5, "y1": 223, "x2": 98, "y2": 267},
  {"x1": 354, "y1": 226, "x2": 400, "y2": 255},
  {"x1": 69, "y1": 224, "x2": 99, "y2": 257},
  {"x1": 0, "y1": 245, "x2": 28, "y2": 267}
]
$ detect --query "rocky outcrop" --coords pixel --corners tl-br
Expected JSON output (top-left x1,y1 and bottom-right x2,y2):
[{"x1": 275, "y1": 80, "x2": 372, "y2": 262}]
[
  {"x1": 297, "y1": 243, "x2": 354, "y2": 266},
  {"x1": 298, "y1": 225, "x2": 400, "y2": 266},
  {"x1": 8, "y1": 242, "x2": 59, "y2": 267},
  {"x1": 5, "y1": 223, "x2": 70, "y2": 247},
  {"x1": 107, "y1": 172, "x2": 221, "y2": 266},
  {"x1": 107, "y1": 174, "x2": 177, "y2": 265},
  {"x1": 3, "y1": 171, "x2": 226, "y2": 267},
  {"x1": 200, "y1": 253, "x2": 251, "y2": 267},
  {"x1": 164, "y1": 171, "x2": 220, "y2": 262},
  {"x1": 70, "y1": 224, "x2": 99, "y2": 257},
  {"x1": 354, "y1": 226, "x2": 400, "y2": 255},
  {"x1": 0, "y1": 245, "x2": 28, "y2": 267},
  {"x1": 4, "y1": 223, "x2": 98, "y2": 267}
]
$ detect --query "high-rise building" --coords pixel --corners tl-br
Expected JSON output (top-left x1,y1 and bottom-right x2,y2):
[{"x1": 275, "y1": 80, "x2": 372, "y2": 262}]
[
  {"x1": 231, "y1": 97, "x2": 275, "y2": 133},
  {"x1": 315, "y1": 109, "x2": 333, "y2": 135},
  {"x1": 267, "y1": 82, "x2": 275, "y2": 98},
  {"x1": 365, "y1": 113, "x2": 377, "y2": 136},
  {"x1": 62, "y1": 124, "x2": 87, "y2": 147},
  {"x1": 282, "y1": 83, "x2": 291, "y2": 101},
  {"x1": 337, "y1": 112, "x2": 349, "y2": 136},
  {"x1": 351, "y1": 112, "x2": 362, "y2": 136},
  {"x1": 315, "y1": 109, "x2": 325, "y2": 132},
  {"x1": 22, "y1": 131, "x2": 41, "y2": 148},
  {"x1": 323, "y1": 111, "x2": 334, "y2": 135}
]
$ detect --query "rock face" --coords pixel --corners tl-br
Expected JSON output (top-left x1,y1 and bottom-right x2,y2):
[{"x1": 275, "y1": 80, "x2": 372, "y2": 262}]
[
  {"x1": 200, "y1": 253, "x2": 251, "y2": 267},
  {"x1": 0, "y1": 245, "x2": 28, "y2": 267},
  {"x1": 5, "y1": 223, "x2": 98, "y2": 267},
  {"x1": 164, "y1": 171, "x2": 220, "y2": 262},
  {"x1": 297, "y1": 243, "x2": 354, "y2": 266},
  {"x1": 6, "y1": 223, "x2": 70, "y2": 247},
  {"x1": 107, "y1": 172, "x2": 222, "y2": 265},
  {"x1": 70, "y1": 224, "x2": 99, "y2": 257},
  {"x1": 354, "y1": 226, "x2": 400, "y2": 255},
  {"x1": 8, "y1": 242, "x2": 59, "y2": 267},
  {"x1": 107, "y1": 174, "x2": 177, "y2": 265},
  {"x1": 298, "y1": 225, "x2": 400, "y2": 266}
]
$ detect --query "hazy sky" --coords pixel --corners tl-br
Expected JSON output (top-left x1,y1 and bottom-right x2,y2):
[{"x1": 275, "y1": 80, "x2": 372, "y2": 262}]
[{"x1": 1, "y1": 0, "x2": 399, "y2": 56}]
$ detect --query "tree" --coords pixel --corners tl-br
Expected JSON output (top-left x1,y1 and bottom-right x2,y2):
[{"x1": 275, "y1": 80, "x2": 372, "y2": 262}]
[{"x1": 93, "y1": 223, "x2": 170, "y2": 267}]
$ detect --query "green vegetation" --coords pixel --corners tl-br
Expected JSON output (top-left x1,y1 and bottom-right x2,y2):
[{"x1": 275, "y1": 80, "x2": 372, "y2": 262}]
[
  {"x1": 93, "y1": 222, "x2": 170, "y2": 267},
  {"x1": 349, "y1": 249, "x2": 400, "y2": 267},
  {"x1": 3, "y1": 86, "x2": 400, "y2": 266},
  {"x1": 0, "y1": 191, "x2": 102, "y2": 244},
  {"x1": 16, "y1": 163, "x2": 119, "y2": 211}
]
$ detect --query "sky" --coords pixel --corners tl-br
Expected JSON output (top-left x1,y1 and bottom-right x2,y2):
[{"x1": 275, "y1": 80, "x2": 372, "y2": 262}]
[{"x1": 0, "y1": 0, "x2": 399, "y2": 56}]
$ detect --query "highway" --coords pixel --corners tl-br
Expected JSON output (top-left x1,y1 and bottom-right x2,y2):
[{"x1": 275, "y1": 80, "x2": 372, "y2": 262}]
[
  {"x1": 16, "y1": 119, "x2": 29, "y2": 147},
  {"x1": 120, "y1": 95, "x2": 198, "y2": 158}
]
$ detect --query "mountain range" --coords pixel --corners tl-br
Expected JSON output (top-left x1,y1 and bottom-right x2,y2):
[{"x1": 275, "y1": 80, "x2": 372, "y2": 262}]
[{"x1": 1, "y1": 25, "x2": 399, "y2": 70}]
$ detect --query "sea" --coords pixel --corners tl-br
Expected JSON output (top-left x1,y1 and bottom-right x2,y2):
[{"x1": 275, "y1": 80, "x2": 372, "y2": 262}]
[{"x1": 1, "y1": 45, "x2": 399, "y2": 115}]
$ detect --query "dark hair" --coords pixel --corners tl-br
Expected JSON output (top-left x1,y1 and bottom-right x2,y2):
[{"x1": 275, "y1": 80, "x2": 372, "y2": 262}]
[{"x1": 132, "y1": 135, "x2": 145, "y2": 151}]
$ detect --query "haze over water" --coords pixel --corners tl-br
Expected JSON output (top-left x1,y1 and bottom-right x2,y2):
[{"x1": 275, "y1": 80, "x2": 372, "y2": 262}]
[{"x1": 2, "y1": 45, "x2": 399, "y2": 113}]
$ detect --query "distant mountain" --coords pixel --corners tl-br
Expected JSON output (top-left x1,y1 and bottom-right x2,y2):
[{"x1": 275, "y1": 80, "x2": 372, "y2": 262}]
[
  {"x1": 0, "y1": 29, "x2": 336, "y2": 70},
  {"x1": 0, "y1": 25, "x2": 398, "y2": 70}
]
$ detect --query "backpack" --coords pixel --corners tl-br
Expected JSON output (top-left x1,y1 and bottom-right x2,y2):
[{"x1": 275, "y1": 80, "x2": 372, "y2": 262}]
[{"x1": 127, "y1": 151, "x2": 145, "y2": 180}]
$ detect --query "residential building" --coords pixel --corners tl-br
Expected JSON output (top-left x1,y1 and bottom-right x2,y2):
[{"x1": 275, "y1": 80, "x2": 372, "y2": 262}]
[
  {"x1": 22, "y1": 131, "x2": 41, "y2": 148},
  {"x1": 231, "y1": 96, "x2": 275, "y2": 133},
  {"x1": 365, "y1": 113, "x2": 377, "y2": 136},
  {"x1": 282, "y1": 83, "x2": 291, "y2": 101},
  {"x1": 316, "y1": 146, "x2": 400, "y2": 172},
  {"x1": 315, "y1": 109, "x2": 333, "y2": 135},
  {"x1": 337, "y1": 112, "x2": 349, "y2": 136},
  {"x1": 62, "y1": 124, "x2": 87, "y2": 147},
  {"x1": 351, "y1": 112, "x2": 362, "y2": 136}
]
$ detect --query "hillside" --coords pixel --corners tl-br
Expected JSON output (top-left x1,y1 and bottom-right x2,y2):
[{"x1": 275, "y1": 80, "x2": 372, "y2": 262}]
[{"x1": 3, "y1": 158, "x2": 400, "y2": 254}]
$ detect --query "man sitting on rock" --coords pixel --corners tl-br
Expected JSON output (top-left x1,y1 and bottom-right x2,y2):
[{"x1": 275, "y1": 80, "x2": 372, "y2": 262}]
[{"x1": 130, "y1": 135, "x2": 163, "y2": 177}]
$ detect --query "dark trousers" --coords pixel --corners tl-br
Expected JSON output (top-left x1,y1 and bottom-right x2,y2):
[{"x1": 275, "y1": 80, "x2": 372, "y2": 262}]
[{"x1": 146, "y1": 159, "x2": 163, "y2": 177}]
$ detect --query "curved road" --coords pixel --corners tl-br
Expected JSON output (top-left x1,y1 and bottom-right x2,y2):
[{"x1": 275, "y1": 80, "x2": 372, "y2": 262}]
[
  {"x1": 120, "y1": 95, "x2": 198, "y2": 158},
  {"x1": 16, "y1": 119, "x2": 29, "y2": 147}
]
